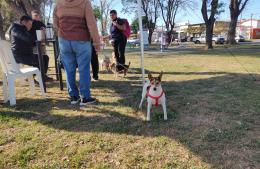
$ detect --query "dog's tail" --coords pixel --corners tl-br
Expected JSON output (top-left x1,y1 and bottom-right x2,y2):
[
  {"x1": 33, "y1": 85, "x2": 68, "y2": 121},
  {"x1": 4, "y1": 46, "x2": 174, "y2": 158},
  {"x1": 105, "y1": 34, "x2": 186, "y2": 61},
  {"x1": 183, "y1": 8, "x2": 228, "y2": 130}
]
[{"x1": 127, "y1": 61, "x2": 131, "y2": 68}]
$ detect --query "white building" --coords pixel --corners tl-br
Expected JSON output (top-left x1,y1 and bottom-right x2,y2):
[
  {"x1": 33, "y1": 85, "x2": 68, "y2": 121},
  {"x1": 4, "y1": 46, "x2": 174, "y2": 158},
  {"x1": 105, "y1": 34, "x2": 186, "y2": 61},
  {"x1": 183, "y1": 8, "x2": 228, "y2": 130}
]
[{"x1": 237, "y1": 19, "x2": 260, "y2": 39}]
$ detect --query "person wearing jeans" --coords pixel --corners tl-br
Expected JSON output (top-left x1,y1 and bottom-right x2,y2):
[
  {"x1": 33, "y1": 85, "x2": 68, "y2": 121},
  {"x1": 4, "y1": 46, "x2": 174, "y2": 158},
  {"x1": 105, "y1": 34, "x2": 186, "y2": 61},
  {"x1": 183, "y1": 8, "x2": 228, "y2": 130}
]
[
  {"x1": 59, "y1": 38, "x2": 92, "y2": 99},
  {"x1": 54, "y1": 0, "x2": 100, "y2": 105}
]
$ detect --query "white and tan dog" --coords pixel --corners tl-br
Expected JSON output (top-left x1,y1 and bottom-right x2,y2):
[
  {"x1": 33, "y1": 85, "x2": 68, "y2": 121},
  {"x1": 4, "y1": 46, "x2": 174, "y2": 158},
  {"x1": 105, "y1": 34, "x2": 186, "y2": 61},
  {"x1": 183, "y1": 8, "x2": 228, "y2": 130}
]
[{"x1": 139, "y1": 72, "x2": 167, "y2": 121}]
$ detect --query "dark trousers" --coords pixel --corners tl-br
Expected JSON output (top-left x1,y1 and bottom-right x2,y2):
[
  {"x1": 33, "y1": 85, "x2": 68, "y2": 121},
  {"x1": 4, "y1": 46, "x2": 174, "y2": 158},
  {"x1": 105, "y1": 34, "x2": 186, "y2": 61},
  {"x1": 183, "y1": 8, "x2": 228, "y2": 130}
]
[
  {"x1": 91, "y1": 46, "x2": 99, "y2": 79},
  {"x1": 113, "y1": 36, "x2": 127, "y2": 71},
  {"x1": 15, "y1": 54, "x2": 49, "y2": 74}
]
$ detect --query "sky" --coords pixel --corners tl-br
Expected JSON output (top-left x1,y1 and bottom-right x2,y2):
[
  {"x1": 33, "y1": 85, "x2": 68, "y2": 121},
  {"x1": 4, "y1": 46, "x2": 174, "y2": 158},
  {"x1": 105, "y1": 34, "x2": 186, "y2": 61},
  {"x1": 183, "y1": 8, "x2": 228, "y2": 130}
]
[{"x1": 108, "y1": 0, "x2": 260, "y2": 25}]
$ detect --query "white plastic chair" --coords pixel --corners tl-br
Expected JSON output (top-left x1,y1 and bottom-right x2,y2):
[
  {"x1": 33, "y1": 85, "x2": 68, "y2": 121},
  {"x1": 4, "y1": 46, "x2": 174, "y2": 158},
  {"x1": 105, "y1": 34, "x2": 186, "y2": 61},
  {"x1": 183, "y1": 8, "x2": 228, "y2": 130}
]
[{"x1": 0, "y1": 40, "x2": 45, "y2": 106}]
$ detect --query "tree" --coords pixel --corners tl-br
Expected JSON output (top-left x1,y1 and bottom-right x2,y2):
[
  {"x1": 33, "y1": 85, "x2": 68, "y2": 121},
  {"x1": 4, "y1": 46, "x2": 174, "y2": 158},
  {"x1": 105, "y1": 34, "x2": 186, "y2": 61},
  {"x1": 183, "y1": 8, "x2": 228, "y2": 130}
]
[
  {"x1": 226, "y1": 0, "x2": 249, "y2": 44},
  {"x1": 214, "y1": 21, "x2": 229, "y2": 35},
  {"x1": 157, "y1": 0, "x2": 192, "y2": 45},
  {"x1": 131, "y1": 18, "x2": 139, "y2": 34},
  {"x1": 0, "y1": 3, "x2": 4, "y2": 39},
  {"x1": 131, "y1": 16, "x2": 150, "y2": 34},
  {"x1": 3, "y1": 0, "x2": 54, "y2": 19},
  {"x1": 0, "y1": 0, "x2": 54, "y2": 39},
  {"x1": 201, "y1": 0, "x2": 224, "y2": 49},
  {"x1": 186, "y1": 26, "x2": 206, "y2": 35},
  {"x1": 92, "y1": 0, "x2": 115, "y2": 36},
  {"x1": 157, "y1": 0, "x2": 179, "y2": 44},
  {"x1": 122, "y1": 0, "x2": 160, "y2": 44},
  {"x1": 0, "y1": 1, "x2": 16, "y2": 39},
  {"x1": 93, "y1": 5, "x2": 102, "y2": 20}
]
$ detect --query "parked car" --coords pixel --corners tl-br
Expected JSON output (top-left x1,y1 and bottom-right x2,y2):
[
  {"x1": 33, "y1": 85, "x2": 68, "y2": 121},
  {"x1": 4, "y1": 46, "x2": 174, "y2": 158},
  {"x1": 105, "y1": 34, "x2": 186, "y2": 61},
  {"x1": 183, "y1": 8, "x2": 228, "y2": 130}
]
[
  {"x1": 193, "y1": 35, "x2": 225, "y2": 44},
  {"x1": 214, "y1": 37, "x2": 225, "y2": 44},
  {"x1": 193, "y1": 36, "x2": 205, "y2": 44},
  {"x1": 127, "y1": 39, "x2": 140, "y2": 46},
  {"x1": 235, "y1": 35, "x2": 245, "y2": 42}
]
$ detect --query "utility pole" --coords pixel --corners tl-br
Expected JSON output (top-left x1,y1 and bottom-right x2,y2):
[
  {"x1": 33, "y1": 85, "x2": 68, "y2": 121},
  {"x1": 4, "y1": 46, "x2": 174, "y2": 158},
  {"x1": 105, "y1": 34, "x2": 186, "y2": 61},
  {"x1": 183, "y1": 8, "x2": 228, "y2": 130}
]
[{"x1": 250, "y1": 13, "x2": 253, "y2": 39}]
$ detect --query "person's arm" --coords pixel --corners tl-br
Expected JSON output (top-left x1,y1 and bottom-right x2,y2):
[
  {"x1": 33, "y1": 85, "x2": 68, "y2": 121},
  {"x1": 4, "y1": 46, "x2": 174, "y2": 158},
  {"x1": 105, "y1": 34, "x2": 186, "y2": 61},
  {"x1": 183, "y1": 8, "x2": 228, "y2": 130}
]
[
  {"x1": 113, "y1": 19, "x2": 126, "y2": 31},
  {"x1": 39, "y1": 21, "x2": 46, "y2": 30},
  {"x1": 11, "y1": 26, "x2": 33, "y2": 44},
  {"x1": 53, "y1": 6, "x2": 59, "y2": 31},
  {"x1": 102, "y1": 35, "x2": 111, "y2": 40},
  {"x1": 85, "y1": 0, "x2": 100, "y2": 51}
]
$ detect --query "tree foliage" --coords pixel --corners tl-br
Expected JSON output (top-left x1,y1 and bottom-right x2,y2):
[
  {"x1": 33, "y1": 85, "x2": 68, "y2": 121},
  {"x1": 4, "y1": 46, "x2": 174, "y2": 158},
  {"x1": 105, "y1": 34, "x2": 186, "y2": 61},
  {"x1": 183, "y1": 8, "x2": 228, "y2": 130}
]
[
  {"x1": 214, "y1": 21, "x2": 229, "y2": 35},
  {"x1": 158, "y1": 0, "x2": 193, "y2": 44},
  {"x1": 0, "y1": 0, "x2": 54, "y2": 39},
  {"x1": 122, "y1": 0, "x2": 160, "y2": 44},
  {"x1": 131, "y1": 16, "x2": 150, "y2": 34},
  {"x1": 92, "y1": 0, "x2": 115, "y2": 35}
]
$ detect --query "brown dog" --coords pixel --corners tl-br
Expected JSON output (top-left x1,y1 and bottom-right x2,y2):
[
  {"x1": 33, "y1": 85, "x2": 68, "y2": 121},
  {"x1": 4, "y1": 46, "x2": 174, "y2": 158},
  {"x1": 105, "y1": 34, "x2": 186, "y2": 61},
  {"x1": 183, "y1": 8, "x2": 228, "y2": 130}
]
[{"x1": 110, "y1": 52, "x2": 130, "y2": 77}]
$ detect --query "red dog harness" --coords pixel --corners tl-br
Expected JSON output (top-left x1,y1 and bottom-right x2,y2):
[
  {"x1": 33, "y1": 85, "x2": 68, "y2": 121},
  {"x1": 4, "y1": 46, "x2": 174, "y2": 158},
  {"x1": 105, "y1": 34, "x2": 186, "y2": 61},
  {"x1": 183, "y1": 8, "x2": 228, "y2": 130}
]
[{"x1": 146, "y1": 86, "x2": 165, "y2": 106}]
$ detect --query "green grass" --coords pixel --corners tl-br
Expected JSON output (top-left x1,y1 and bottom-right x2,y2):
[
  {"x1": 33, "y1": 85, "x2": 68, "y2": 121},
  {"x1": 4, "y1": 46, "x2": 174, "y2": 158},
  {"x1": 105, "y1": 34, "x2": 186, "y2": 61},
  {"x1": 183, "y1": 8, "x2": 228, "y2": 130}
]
[{"x1": 0, "y1": 45, "x2": 260, "y2": 169}]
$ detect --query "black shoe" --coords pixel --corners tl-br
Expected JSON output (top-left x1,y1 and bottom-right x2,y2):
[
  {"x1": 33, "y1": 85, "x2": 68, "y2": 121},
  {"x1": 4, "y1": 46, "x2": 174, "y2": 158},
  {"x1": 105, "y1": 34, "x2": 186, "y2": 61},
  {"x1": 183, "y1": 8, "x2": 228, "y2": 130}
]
[
  {"x1": 80, "y1": 97, "x2": 98, "y2": 106},
  {"x1": 70, "y1": 96, "x2": 80, "y2": 105},
  {"x1": 45, "y1": 76, "x2": 54, "y2": 82}
]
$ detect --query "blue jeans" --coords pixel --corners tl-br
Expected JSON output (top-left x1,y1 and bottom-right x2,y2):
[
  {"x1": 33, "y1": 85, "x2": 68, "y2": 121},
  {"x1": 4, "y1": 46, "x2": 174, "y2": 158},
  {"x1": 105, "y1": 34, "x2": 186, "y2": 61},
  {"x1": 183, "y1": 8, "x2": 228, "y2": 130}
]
[{"x1": 59, "y1": 38, "x2": 92, "y2": 98}]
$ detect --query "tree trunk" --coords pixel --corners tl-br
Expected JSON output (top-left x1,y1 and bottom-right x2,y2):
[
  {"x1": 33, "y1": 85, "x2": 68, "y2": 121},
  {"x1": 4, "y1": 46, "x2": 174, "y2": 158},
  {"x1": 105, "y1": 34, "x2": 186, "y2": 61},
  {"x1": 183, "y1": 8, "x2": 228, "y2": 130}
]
[
  {"x1": 227, "y1": 0, "x2": 250, "y2": 45},
  {"x1": 166, "y1": 26, "x2": 174, "y2": 45},
  {"x1": 148, "y1": 28, "x2": 154, "y2": 45},
  {"x1": 227, "y1": 16, "x2": 238, "y2": 44},
  {"x1": 201, "y1": 0, "x2": 218, "y2": 50},
  {"x1": 205, "y1": 23, "x2": 214, "y2": 49},
  {"x1": 0, "y1": 6, "x2": 5, "y2": 39}
]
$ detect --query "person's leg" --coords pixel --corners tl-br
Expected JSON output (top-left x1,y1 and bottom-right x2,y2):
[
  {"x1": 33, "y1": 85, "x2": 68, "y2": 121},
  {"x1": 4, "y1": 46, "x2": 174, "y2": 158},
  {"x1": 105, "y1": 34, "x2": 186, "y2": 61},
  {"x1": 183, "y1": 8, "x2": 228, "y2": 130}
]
[
  {"x1": 32, "y1": 54, "x2": 49, "y2": 74},
  {"x1": 118, "y1": 36, "x2": 127, "y2": 65},
  {"x1": 58, "y1": 38, "x2": 79, "y2": 98},
  {"x1": 113, "y1": 39, "x2": 120, "y2": 63},
  {"x1": 91, "y1": 46, "x2": 99, "y2": 80},
  {"x1": 42, "y1": 55, "x2": 49, "y2": 74},
  {"x1": 113, "y1": 39, "x2": 124, "y2": 71},
  {"x1": 72, "y1": 40, "x2": 92, "y2": 99}
]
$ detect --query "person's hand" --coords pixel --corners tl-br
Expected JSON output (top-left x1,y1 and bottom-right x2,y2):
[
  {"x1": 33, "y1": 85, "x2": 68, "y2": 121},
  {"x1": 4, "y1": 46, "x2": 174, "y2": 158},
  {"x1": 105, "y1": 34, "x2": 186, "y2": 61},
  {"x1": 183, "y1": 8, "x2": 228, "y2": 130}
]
[
  {"x1": 112, "y1": 21, "x2": 118, "y2": 27},
  {"x1": 93, "y1": 43, "x2": 101, "y2": 53},
  {"x1": 102, "y1": 35, "x2": 111, "y2": 40},
  {"x1": 41, "y1": 27, "x2": 46, "y2": 30}
]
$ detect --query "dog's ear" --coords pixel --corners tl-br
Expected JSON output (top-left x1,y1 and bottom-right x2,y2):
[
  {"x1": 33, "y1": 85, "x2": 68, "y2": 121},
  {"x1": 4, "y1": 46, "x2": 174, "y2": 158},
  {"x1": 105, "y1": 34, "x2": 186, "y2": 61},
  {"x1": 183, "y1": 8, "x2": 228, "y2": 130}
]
[
  {"x1": 148, "y1": 72, "x2": 153, "y2": 81},
  {"x1": 158, "y1": 71, "x2": 163, "y2": 81}
]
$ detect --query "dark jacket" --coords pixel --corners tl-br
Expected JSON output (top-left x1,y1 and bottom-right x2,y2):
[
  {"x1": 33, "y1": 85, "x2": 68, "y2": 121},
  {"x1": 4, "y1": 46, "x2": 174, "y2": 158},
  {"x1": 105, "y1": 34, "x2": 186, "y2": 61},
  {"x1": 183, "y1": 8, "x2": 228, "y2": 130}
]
[
  {"x1": 10, "y1": 23, "x2": 34, "y2": 62},
  {"x1": 110, "y1": 18, "x2": 125, "y2": 39},
  {"x1": 29, "y1": 20, "x2": 46, "y2": 43}
]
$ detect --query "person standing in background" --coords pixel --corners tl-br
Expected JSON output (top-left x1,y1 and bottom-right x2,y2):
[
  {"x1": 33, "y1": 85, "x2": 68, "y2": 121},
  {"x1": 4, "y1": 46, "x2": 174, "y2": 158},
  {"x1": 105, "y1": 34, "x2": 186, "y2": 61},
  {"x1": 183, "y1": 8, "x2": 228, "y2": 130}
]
[
  {"x1": 29, "y1": 10, "x2": 52, "y2": 81},
  {"x1": 108, "y1": 10, "x2": 127, "y2": 71},
  {"x1": 53, "y1": 0, "x2": 100, "y2": 106},
  {"x1": 30, "y1": 10, "x2": 46, "y2": 42}
]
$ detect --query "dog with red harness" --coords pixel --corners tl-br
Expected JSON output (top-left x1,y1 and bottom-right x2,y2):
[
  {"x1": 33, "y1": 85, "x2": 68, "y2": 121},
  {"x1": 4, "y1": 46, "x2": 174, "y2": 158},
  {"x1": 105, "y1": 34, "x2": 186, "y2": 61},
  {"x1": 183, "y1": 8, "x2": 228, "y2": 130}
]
[{"x1": 138, "y1": 72, "x2": 167, "y2": 121}]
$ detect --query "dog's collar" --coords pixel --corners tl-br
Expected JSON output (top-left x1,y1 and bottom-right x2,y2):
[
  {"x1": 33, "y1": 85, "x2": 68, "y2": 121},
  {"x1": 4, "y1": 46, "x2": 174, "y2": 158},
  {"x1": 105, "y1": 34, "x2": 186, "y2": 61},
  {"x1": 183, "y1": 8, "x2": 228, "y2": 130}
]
[{"x1": 146, "y1": 87, "x2": 164, "y2": 106}]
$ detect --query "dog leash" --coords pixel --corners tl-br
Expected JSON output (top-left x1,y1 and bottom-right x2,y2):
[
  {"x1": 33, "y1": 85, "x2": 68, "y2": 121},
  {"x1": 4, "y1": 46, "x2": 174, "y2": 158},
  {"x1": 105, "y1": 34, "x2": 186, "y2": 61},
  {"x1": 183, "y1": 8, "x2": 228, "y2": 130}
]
[
  {"x1": 223, "y1": 46, "x2": 257, "y2": 81},
  {"x1": 115, "y1": 62, "x2": 130, "y2": 70}
]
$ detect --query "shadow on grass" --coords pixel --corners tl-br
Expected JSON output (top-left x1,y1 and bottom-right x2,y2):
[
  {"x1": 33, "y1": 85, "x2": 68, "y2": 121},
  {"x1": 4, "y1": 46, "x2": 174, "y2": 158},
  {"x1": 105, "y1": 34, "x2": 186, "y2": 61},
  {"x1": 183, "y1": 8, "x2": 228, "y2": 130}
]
[{"x1": 1, "y1": 73, "x2": 260, "y2": 168}]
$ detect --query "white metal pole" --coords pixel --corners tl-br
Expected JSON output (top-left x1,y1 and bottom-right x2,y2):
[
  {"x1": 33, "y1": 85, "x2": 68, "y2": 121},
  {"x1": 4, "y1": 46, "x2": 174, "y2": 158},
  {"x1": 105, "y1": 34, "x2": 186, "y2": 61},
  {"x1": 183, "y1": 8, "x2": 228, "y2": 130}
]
[
  {"x1": 250, "y1": 13, "x2": 253, "y2": 39},
  {"x1": 137, "y1": 0, "x2": 145, "y2": 84}
]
